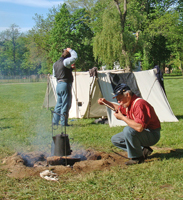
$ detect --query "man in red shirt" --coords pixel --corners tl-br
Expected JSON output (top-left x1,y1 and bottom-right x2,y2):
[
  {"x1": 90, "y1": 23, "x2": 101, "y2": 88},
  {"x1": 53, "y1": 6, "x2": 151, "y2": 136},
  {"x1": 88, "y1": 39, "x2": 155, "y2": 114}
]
[{"x1": 98, "y1": 83, "x2": 161, "y2": 165}]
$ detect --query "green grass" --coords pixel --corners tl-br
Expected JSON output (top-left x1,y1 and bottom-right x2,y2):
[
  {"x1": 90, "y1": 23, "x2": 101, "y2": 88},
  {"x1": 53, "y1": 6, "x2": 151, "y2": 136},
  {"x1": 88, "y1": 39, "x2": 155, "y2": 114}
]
[{"x1": 0, "y1": 77, "x2": 183, "y2": 199}]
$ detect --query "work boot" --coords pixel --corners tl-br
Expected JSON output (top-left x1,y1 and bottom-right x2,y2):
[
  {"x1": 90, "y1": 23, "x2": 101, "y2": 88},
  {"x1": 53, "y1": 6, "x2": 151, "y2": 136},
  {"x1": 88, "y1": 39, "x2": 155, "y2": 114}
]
[
  {"x1": 143, "y1": 147, "x2": 153, "y2": 159},
  {"x1": 125, "y1": 156, "x2": 144, "y2": 165},
  {"x1": 64, "y1": 124, "x2": 73, "y2": 127}
]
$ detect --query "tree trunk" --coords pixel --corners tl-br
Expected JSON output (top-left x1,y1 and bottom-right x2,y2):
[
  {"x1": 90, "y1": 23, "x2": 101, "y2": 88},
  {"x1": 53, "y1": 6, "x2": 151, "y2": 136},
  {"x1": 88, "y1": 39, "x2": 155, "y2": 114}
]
[{"x1": 114, "y1": 0, "x2": 131, "y2": 71}]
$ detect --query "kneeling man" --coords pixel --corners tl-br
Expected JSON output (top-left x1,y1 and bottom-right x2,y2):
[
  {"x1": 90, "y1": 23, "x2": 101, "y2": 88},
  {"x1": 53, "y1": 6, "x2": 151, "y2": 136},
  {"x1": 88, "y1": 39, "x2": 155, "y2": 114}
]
[{"x1": 98, "y1": 83, "x2": 161, "y2": 165}]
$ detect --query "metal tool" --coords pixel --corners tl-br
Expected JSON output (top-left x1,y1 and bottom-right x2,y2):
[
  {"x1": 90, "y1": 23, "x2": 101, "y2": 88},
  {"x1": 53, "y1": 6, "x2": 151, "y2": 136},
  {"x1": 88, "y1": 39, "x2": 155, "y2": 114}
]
[{"x1": 50, "y1": 108, "x2": 72, "y2": 165}]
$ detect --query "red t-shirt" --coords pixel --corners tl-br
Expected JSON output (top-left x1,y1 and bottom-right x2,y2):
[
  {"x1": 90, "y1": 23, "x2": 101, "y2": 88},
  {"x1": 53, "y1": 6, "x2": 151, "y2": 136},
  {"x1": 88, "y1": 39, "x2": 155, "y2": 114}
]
[{"x1": 119, "y1": 94, "x2": 161, "y2": 129}]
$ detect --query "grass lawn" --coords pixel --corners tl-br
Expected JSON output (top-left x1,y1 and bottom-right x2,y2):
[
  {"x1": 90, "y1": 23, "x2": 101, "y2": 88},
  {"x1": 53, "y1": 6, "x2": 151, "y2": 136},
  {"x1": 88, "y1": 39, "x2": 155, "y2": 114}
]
[{"x1": 0, "y1": 76, "x2": 183, "y2": 199}]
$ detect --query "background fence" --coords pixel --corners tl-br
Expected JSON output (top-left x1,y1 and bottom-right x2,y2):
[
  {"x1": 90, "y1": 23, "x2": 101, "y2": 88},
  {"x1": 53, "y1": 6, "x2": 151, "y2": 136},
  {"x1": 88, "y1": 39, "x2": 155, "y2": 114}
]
[{"x1": 0, "y1": 74, "x2": 48, "y2": 84}]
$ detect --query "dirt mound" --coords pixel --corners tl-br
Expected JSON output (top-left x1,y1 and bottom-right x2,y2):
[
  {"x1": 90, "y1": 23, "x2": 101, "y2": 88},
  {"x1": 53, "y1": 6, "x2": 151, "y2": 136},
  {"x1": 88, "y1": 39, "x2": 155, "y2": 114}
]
[{"x1": 1, "y1": 149, "x2": 128, "y2": 179}]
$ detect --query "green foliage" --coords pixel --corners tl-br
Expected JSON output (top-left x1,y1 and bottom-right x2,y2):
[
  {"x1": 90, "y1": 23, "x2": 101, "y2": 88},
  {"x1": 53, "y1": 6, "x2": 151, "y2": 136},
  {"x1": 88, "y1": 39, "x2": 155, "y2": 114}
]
[
  {"x1": 0, "y1": 24, "x2": 28, "y2": 75},
  {"x1": 141, "y1": 47, "x2": 150, "y2": 70},
  {"x1": 1, "y1": 1, "x2": 183, "y2": 74},
  {"x1": 150, "y1": 35, "x2": 171, "y2": 66},
  {"x1": 166, "y1": 68, "x2": 183, "y2": 76},
  {"x1": 93, "y1": 0, "x2": 147, "y2": 69},
  {"x1": 90, "y1": 0, "x2": 111, "y2": 33},
  {"x1": 141, "y1": 10, "x2": 182, "y2": 68},
  {"x1": 93, "y1": 3, "x2": 123, "y2": 66},
  {"x1": 49, "y1": 4, "x2": 72, "y2": 61},
  {"x1": 49, "y1": 4, "x2": 95, "y2": 71},
  {"x1": 126, "y1": 0, "x2": 147, "y2": 32},
  {"x1": 66, "y1": 0, "x2": 98, "y2": 12},
  {"x1": 24, "y1": 5, "x2": 62, "y2": 74}
]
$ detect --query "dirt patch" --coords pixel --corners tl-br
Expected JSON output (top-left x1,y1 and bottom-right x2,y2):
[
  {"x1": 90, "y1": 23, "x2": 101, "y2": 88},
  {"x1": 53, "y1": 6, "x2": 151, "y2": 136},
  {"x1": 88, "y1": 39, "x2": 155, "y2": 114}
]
[
  {"x1": 1, "y1": 149, "x2": 128, "y2": 179},
  {"x1": 1, "y1": 147, "x2": 181, "y2": 179}
]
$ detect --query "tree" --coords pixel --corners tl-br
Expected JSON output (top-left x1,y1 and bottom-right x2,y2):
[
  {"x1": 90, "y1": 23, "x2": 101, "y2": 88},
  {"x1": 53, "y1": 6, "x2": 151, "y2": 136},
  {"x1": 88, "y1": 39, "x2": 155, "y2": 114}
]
[
  {"x1": 141, "y1": 6, "x2": 182, "y2": 70},
  {"x1": 24, "y1": 5, "x2": 62, "y2": 74},
  {"x1": 168, "y1": 0, "x2": 183, "y2": 74},
  {"x1": 49, "y1": 3, "x2": 95, "y2": 71},
  {"x1": 0, "y1": 24, "x2": 27, "y2": 75},
  {"x1": 65, "y1": 0, "x2": 98, "y2": 13},
  {"x1": 92, "y1": 0, "x2": 183, "y2": 72},
  {"x1": 93, "y1": 0, "x2": 146, "y2": 70}
]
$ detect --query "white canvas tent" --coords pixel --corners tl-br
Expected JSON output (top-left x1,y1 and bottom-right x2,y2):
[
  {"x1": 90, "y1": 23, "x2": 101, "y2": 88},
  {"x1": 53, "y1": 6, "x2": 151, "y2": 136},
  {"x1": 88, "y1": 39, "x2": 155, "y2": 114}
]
[{"x1": 43, "y1": 69, "x2": 178, "y2": 127}]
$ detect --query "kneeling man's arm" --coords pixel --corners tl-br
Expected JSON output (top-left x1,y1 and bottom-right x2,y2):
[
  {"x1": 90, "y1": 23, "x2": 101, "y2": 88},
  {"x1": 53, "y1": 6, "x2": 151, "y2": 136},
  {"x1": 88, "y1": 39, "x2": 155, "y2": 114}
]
[{"x1": 114, "y1": 109, "x2": 143, "y2": 132}]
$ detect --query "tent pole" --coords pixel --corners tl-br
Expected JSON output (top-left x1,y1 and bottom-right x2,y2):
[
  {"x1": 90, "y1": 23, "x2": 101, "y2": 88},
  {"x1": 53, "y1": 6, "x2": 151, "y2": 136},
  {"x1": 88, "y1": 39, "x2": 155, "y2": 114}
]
[
  {"x1": 75, "y1": 68, "x2": 79, "y2": 118},
  {"x1": 87, "y1": 76, "x2": 95, "y2": 118},
  {"x1": 47, "y1": 74, "x2": 49, "y2": 110}
]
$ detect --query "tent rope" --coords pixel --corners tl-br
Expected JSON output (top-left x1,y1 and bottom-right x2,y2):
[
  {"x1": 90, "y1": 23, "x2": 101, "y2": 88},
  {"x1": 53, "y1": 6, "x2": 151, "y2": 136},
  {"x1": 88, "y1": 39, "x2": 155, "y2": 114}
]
[{"x1": 145, "y1": 78, "x2": 158, "y2": 101}]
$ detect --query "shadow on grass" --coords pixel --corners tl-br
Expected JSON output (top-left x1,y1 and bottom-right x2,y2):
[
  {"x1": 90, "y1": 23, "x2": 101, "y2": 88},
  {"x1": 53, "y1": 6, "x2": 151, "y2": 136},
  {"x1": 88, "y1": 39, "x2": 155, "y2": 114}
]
[
  {"x1": 0, "y1": 118, "x2": 14, "y2": 130},
  {"x1": 63, "y1": 120, "x2": 109, "y2": 127},
  {"x1": 68, "y1": 123, "x2": 109, "y2": 128},
  {"x1": 0, "y1": 118, "x2": 6, "y2": 121},
  {"x1": 149, "y1": 149, "x2": 183, "y2": 160},
  {"x1": 164, "y1": 77, "x2": 183, "y2": 79},
  {"x1": 0, "y1": 126, "x2": 11, "y2": 130},
  {"x1": 0, "y1": 117, "x2": 16, "y2": 121},
  {"x1": 175, "y1": 115, "x2": 183, "y2": 120},
  {"x1": 164, "y1": 76, "x2": 183, "y2": 79}
]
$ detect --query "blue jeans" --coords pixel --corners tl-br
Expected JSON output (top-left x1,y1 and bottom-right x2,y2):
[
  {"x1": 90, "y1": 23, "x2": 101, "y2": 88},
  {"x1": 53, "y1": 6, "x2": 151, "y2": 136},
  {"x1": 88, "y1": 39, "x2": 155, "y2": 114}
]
[
  {"x1": 52, "y1": 81, "x2": 72, "y2": 126},
  {"x1": 111, "y1": 126, "x2": 160, "y2": 158}
]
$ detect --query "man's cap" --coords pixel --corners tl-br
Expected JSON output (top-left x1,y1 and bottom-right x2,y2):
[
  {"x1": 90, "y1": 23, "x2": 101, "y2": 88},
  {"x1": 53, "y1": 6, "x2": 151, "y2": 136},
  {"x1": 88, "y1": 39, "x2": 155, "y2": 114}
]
[{"x1": 113, "y1": 83, "x2": 130, "y2": 98}]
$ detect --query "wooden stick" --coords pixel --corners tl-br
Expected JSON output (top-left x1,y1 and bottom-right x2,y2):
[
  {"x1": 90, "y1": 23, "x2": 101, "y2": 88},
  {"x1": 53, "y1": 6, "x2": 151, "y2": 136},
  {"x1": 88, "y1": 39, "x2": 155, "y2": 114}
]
[{"x1": 101, "y1": 101, "x2": 116, "y2": 111}]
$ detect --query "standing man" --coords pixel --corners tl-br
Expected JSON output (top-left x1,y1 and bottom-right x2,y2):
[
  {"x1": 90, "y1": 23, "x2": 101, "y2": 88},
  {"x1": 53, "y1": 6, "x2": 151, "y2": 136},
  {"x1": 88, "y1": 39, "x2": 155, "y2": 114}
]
[
  {"x1": 98, "y1": 83, "x2": 161, "y2": 165},
  {"x1": 52, "y1": 48, "x2": 78, "y2": 126}
]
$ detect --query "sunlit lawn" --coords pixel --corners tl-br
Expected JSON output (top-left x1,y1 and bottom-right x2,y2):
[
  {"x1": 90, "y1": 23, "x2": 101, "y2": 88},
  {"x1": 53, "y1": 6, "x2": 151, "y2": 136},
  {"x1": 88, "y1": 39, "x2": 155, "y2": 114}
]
[{"x1": 0, "y1": 76, "x2": 183, "y2": 199}]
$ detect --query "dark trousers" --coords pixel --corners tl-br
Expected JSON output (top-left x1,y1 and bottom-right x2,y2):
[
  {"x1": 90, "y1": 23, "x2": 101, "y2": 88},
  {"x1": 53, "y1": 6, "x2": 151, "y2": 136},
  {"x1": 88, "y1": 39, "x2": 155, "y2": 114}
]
[{"x1": 52, "y1": 81, "x2": 72, "y2": 126}]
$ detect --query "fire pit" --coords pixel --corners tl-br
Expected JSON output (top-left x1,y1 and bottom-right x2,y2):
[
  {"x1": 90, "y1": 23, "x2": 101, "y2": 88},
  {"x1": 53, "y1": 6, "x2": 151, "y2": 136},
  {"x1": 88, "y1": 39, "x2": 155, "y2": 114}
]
[
  {"x1": 1, "y1": 148, "x2": 130, "y2": 179},
  {"x1": 47, "y1": 156, "x2": 81, "y2": 166}
]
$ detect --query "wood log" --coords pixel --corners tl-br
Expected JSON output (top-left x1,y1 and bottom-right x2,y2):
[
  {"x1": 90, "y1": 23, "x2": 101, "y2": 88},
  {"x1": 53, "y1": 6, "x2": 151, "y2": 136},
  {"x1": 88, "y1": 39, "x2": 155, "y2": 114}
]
[{"x1": 47, "y1": 156, "x2": 81, "y2": 166}]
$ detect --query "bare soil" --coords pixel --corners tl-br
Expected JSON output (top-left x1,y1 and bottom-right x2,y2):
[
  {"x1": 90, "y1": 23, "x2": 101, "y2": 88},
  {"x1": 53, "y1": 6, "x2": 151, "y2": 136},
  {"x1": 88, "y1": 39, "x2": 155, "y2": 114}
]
[
  {"x1": 1, "y1": 148, "x2": 128, "y2": 179},
  {"x1": 1, "y1": 147, "x2": 180, "y2": 179}
]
